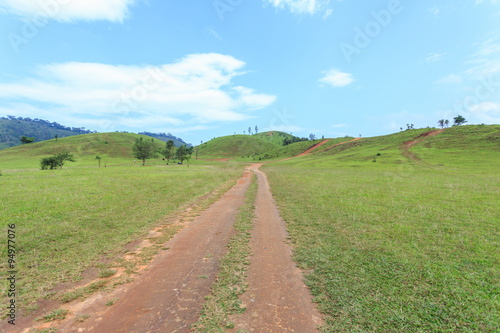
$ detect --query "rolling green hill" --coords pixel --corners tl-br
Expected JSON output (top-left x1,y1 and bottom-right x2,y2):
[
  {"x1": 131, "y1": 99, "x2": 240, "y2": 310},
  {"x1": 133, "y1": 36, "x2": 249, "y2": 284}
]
[
  {"x1": 0, "y1": 132, "x2": 167, "y2": 169},
  {"x1": 262, "y1": 124, "x2": 500, "y2": 331},
  {"x1": 281, "y1": 125, "x2": 500, "y2": 168},
  {"x1": 0, "y1": 116, "x2": 190, "y2": 150},
  {"x1": 197, "y1": 131, "x2": 316, "y2": 160}
]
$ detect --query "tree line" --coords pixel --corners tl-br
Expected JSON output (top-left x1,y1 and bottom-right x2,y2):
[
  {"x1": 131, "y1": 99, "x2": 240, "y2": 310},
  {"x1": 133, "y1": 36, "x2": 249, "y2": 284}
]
[{"x1": 133, "y1": 137, "x2": 194, "y2": 166}]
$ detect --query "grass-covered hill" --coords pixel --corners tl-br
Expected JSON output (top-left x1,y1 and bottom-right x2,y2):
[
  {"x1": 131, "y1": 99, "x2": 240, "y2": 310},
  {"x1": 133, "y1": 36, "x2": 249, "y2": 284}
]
[
  {"x1": 262, "y1": 124, "x2": 500, "y2": 331},
  {"x1": 0, "y1": 116, "x2": 190, "y2": 150},
  {"x1": 0, "y1": 132, "x2": 167, "y2": 169},
  {"x1": 285, "y1": 125, "x2": 500, "y2": 168},
  {"x1": 197, "y1": 131, "x2": 319, "y2": 161}
]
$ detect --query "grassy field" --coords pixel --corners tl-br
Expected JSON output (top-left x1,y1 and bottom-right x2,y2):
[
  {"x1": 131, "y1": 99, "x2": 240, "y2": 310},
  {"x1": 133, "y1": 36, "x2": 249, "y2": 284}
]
[
  {"x1": 263, "y1": 125, "x2": 500, "y2": 332},
  {"x1": 0, "y1": 136, "x2": 244, "y2": 311}
]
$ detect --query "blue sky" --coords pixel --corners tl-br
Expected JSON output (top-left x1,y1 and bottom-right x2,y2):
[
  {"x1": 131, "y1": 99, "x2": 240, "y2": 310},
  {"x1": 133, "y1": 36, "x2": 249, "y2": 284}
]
[{"x1": 0, "y1": 0, "x2": 499, "y2": 144}]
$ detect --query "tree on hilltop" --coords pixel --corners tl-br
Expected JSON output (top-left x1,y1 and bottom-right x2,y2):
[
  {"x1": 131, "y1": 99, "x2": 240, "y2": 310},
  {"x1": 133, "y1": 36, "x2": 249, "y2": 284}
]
[{"x1": 453, "y1": 115, "x2": 467, "y2": 126}]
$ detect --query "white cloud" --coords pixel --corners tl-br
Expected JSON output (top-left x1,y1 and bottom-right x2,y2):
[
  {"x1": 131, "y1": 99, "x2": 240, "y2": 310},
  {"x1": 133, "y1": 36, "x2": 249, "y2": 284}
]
[
  {"x1": 331, "y1": 123, "x2": 346, "y2": 128},
  {"x1": 0, "y1": 53, "x2": 276, "y2": 132},
  {"x1": 433, "y1": 74, "x2": 463, "y2": 85},
  {"x1": 264, "y1": 0, "x2": 331, "y2": 16},
  {"x1": 469, "y1": 102, "x2": 500, "y2": 123},
  {"x1": 425, "y1": 52, "x2": 447, "y2": 63},
  {"x1": 319, "y1": 69, "x2": 354, "y2": 87},
  {"x1": 475, "y1": 0, "x2": 500, "y2": 5},
  {"x1": 0, "y1": 0, "x2": 136, "y2": 22},
  {"x1": 465, "y1": 37, "x2": 500, "y2": 77}
]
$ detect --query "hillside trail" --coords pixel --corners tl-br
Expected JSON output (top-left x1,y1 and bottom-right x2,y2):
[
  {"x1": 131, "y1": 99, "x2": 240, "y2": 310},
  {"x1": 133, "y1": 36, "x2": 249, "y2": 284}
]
[
  {"x1": 401, "y1": 129, "x2": 444, "y2": 164},
  {"x1": 231, "y1": 164, "x2": 324, "y2": 332},
  {"x1": 280, "y1": 137, "x2": 361, "y2": 161}
]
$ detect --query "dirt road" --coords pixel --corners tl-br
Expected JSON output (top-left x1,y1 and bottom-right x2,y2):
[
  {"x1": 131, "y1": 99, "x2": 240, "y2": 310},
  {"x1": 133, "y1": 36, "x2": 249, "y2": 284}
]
[
  {"x1": 232, "y1": 165, "x2": 323, "y2": 332},
  {"x1": 15, "y1": 163, "x2": 323, "y2": 333},
  {"x1": 58, "y1": 167, "x2": 255, "y2": 333}
]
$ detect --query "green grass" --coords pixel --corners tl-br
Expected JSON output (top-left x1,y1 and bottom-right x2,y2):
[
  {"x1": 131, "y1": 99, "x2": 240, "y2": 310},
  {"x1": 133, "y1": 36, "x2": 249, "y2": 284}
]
[
  {"x1": 0, "y1": 163, "x2": 243, "y2": 310},
  {"x1": 262, "y1": 125, "x2": 500, "y2": 332},
  {"x1": 36, "y1": 309, "x2": 69, "y2": 322},
  {"x1": 197, "y1": 131, "x2": 321, "y2": 161},
  {"x1": 193, "y1": 174, "x2": 258, "y2": 332}
]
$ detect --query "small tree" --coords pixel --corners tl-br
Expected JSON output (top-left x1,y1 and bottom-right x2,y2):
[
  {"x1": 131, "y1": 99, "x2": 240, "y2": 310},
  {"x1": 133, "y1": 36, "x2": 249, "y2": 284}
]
[
  {"x1": 55, "y1": 152, "x2": 75, "y2": 169},
  {"x1": 185, "y1": 147, "x2": 194, "y2": 167},
  {"x1": 20, "y1": 136, "x2": 35, "y2": 144},
  {"x1": 41, "y1": 152, "x2": 75, "y2": 170},
  {"x1": 309, "y1": 133, "x2": 316, "y2": 141},
  {"x1": 438, "y1": 119, "x2": 445, "y2": 129},
  {"x1": 133, "y1": 137, "x2": 158, "y2": 166},
  {"x1": 453, "y1": 115, "x2": 467, "y2": 126},
  {"x1": 95, "y1": 155, "x2": 102, "y2": 168},
  {"x1": 255, "y1": 125, "x2": 258, "y2": 134},
  {"x1": 55, "y1": 135, "x2": 58, "y2": 141},
  {"x1": 161, "y1": 140, "x2": 175, "y2": 165},
  {"x1": 175, "y1": 145, "x2": 188, "y2": 164},
  {"x1": 445, "y1": 119, "x2": 449, "y2": 128},
  {"x1": 248, "y1": 127, "x2": 252, "y2": 135}
]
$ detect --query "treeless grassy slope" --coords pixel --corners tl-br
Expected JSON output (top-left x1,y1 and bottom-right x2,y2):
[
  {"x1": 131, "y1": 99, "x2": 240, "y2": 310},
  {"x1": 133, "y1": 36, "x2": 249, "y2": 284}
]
[{"x1": 262, "y1": 125, "x2": 500, "y2": 331}]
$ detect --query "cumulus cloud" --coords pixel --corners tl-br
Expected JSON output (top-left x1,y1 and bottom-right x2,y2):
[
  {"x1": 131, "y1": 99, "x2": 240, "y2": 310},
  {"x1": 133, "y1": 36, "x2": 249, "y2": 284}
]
[
  {"x1": 0, "y1": 53, "x2": 276, "y2": 132},
  {"x1": 469, "y1": 102, "x2": 500, "y2": 123},
  {"x1": 264, "y1": 0, "x2": 331, "y2": 16},
  {"x1": 0, "y1": 0, "x2": 136, "y2": 22},
  {"x1": 319, "y1": 69, "x2": 354, "y2": 87}
]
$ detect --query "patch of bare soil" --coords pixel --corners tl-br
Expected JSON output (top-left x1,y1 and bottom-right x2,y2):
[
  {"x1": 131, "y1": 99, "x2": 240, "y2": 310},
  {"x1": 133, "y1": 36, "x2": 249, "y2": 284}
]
[
  {"x1": 231, "y1": 165, "x2": 324, "y2": 332},
  {"x1": 401, "y1": 129, "x2": 444, "y2": 164}
]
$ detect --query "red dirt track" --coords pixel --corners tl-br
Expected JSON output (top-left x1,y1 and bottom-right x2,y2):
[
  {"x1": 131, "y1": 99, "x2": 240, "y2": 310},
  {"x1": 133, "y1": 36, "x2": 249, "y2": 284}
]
[
  {"x1": 12, "y1": 140, "x2": 338, "y2": 332},
  {"x1": 58, "y1": 167, "x2": 254, "y2": 333},
  {"x1": 232, "y1": 165, "x2": 323, "y2": 332}
]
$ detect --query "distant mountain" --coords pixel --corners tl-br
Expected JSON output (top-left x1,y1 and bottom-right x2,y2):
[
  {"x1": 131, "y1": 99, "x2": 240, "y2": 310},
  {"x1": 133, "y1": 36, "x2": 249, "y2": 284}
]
[
  {"x1": 0, "y1": 116, "x2": 190, "y2": 150},
  {"x1": 138, "y1": 132, "x2": 190, "y2": 147},
  {"x1": 0, "y1": 116, "x2": 94, "y2": 150}
]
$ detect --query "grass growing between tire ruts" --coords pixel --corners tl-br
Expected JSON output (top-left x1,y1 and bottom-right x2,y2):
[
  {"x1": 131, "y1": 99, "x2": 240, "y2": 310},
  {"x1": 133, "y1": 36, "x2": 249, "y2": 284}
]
[{"x1": 193, "y1": 173, "x2": 257, "y2": 332}]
